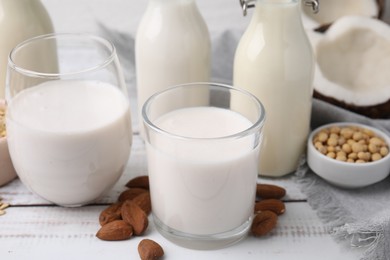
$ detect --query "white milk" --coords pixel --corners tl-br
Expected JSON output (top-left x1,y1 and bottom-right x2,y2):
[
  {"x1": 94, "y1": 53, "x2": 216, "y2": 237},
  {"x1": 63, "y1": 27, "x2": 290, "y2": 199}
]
[
  {"x1": 233, "y1": 0, "x2": 314, "y2": 176},
  {"x1": 135, "y1": 0, "x2": 210, "y2": 134},
  {"x1": 6, "y1": 80, "x2": 132, "y2": 206},
  {"x1": 0, "y1": 0, "x2": 54, "y2": 99},
  {"x1": 146, "y1": 107, "x2": 259, "y2": 235}
]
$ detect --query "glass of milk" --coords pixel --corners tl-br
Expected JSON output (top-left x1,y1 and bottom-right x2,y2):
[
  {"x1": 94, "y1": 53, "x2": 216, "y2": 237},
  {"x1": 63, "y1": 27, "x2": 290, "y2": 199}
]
[
  {"x1": 5, "y1": 33, "x2": 132, "y2": 207},
  {"x1": 142, "y1": 83, "x2": 265, "y2": 249}
]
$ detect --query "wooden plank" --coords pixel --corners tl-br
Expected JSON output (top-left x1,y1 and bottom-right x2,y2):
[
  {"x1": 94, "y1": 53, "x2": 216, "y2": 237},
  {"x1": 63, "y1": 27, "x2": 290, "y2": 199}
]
[{"x1": 0, "y1": 202, "x2": 362, "y2": 259}]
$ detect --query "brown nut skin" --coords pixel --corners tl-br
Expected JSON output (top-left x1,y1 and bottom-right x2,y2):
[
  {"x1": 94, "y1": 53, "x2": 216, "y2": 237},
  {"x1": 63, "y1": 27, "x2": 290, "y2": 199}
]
[
  {"x1": 96, "y1": 220, "x2": 133, "y2": 241},
  {"x1": 118, "y1": 188, "x2": 148, "y2": 202},
  {"x1": 121, "y1": 200, "x2": 149, "y2": 235},
  {"x1": 251, "y1": 210, "x2": 278, "y2": 237},
  {"x1": 126, "y1": 175, "x2": 150, "y2": 190},
  {"x1": 99, "y1": 202, "x2": 123, "y2": 226},
  {"x1": 256, "y1": 184, "x2": 286, "y2": 199},
  {"x1": 255, "y1": 199, "x2": 285, "y2": 215},
  {"x1": 133, "y1": 191, "x2": 152, "y2": 215},
  {"x1": 138, "y1": 239, "x2": 164, "y2": 260}
]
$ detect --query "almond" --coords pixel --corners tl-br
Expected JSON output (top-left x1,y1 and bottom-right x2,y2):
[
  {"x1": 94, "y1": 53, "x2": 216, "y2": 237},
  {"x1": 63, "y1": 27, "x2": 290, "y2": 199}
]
[
  {"x1": 133, "y1": 192, "x2": 152, "y2": 215},
  {"x1": 251, "y1": 210, "x2": 278, "y2": 237},
  {"x1": 121, "y1": 200, "x2": 149, "y2": 235},
  {"x1": 256, "y1": 184, "x2": 286, "y2": 199},
  {"x1": 254, "y1": 199, "x2": 285, "y2": 215},
  {"x1": 126, "y1": 175, "x2": 150, "y2": 190},
  {"x1": 99, "y1": 202, "x2": 123, "y2": 226},
  {"x1": 138, "y1": 239, "x2": 164, "y2": 260},
  {"x1": 96, "y1": 220, "x2": 133, "y2": 241},
  {"x1": 118, "y1": 188, "x2": 148, "y2": 202}
]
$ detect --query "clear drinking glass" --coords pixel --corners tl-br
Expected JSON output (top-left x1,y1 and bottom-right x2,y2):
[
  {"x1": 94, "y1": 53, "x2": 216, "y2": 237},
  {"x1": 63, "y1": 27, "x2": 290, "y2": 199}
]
[
  {"x1": 5, "y1": 33, "x2": 132, "y2": 207},
  {"x1": 142, "y1": 83, "x2": 265, "y2": 249}
]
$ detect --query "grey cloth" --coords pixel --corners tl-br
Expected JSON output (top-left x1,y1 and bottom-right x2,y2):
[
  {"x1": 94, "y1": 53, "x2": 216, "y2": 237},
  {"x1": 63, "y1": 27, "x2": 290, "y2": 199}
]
[
  {"x1": 99, "y1": 25, "x2": 390, "y2": 260},
  {"x1": 297, "y1": 99, "x2": 390, "y2": 260}
]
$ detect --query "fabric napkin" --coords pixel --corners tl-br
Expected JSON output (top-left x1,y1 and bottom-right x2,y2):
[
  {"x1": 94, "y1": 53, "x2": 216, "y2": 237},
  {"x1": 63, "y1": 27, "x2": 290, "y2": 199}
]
[
  {"x1": 99, "y1": 25, "x2": 390, "y2": 260},
  {"x1": 296, "y1": 99, "x2": 390, "y2": 260}
]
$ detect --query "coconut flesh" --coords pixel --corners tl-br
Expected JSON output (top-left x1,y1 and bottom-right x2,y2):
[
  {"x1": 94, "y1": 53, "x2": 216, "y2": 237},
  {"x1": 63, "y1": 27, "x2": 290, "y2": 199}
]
[{"x1": 311, "y1": 15, "x2": 390, "y2": 118}]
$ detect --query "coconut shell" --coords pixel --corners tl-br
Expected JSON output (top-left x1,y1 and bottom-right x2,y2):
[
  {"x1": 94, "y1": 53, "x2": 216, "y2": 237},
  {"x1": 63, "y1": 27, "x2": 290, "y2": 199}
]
[
  {"x1": 377, "y1": 0, "x2": 386, "y2": 19},
  {"x1": 314, "y1": 23, "x2": 332, "y2": 33},
  {"x1": 314, "y1": 91, "x2": 390, "y2": 119}
]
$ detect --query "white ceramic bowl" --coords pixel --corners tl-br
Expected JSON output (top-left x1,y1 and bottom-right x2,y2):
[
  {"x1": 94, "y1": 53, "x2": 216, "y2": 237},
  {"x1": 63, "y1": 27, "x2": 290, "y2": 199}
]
[
  {"x1": 0, "y1": 100, "x2": 17, "y2": 187},
  {"x1": 307, "y1": 122, "x2": 390, "y2": 188}
]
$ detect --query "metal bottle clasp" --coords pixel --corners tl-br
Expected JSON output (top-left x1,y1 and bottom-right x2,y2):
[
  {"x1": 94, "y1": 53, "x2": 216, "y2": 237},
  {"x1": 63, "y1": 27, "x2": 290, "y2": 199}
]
[
  {"x1": 239, "y1": 0, "x2": 319, "y2": 16},
  {"x1": 304, "y1": 0, "x2": 319, "y2": 14},
  {"x1": 239, "y1": 0, "x2": 256, "y2": 16}
]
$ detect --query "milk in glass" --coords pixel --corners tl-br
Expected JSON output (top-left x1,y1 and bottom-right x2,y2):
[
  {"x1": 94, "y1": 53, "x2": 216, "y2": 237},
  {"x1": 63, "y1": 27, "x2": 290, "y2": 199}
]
[
  {"x1": 146, "y1": 107, "x2": 259, "y2": 235},
  {"x1": 6, "y1": 80, "x2": 132, "y2": 206}
]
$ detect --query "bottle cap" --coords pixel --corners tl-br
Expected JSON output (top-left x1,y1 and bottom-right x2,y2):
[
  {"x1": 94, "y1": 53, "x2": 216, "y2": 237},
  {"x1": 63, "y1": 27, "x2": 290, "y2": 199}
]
[{"x1": 239, "y1": 0, "x2": 319, "y2": 16}]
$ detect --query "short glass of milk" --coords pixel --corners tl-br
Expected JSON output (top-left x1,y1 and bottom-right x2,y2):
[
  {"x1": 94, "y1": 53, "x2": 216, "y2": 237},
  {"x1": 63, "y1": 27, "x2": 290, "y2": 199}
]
[
  {"x1": 142, "y1": 83, "x2": 265, "y2": 249},
  {"x1": 5, "y1": 33, "x2": 132, "y2": 207}
]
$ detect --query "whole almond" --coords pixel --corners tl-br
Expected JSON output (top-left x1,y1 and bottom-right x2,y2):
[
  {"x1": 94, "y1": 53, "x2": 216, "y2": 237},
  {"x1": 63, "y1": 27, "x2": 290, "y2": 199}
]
[
  {"x1": 254, "y1": 199, "x2": 285, "y2": 215},
  {"x1": 121, "y1": 200, "x2": 149, "y2": 235},
  {"x1": 138, "y1": 239, "x2": 164, "y2": 260},
  {"x1": 99, "y1": 202, "x2": 123, "y2": 226},
  {"x1": 256, "y1": 184, "x2": 286, "y2": 199},
  {"x1": 96, "y1": 220, "x2": 133, "y2": 241},
  {"x1": 118, "y1": 188, "x2": 148, "y2": 202},
  {"x1": 126, "y1": 175, "x2": 150, "y2": 190},
  {"x1": 251, "y1": 210, "x2": 278, "y2": 236},
  {"x1": 133, "y1": 192, "x2": 152, "y2": 215}
]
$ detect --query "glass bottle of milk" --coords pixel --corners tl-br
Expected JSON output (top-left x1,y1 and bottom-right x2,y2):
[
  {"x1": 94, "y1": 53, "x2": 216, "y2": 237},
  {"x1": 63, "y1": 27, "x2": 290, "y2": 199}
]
[
  {"x1": 0, "y1": 0, "x2": 54, "y2": 99},
  {"x1": 135, "y1": 0, "x2": 211, "y2": 135},
  {"x1": 233, "y1": 0, "x2": 318, "y2": 177}
]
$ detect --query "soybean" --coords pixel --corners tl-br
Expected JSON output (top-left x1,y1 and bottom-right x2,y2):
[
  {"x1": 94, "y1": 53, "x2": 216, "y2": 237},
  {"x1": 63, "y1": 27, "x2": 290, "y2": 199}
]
[
  {"x1": 0, "y1": 106, "x2": 5, "y2": 138},
  {"x1": 313, "y1": 125, "x2": 389, "y2": 164}
]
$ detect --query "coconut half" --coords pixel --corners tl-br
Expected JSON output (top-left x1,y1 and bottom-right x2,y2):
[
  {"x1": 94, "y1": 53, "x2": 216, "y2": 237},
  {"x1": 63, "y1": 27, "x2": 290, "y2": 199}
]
[
  {"x1": 302, "y1": 0, "x2": 385, "y2": 29},
  {"x1": 312, "y1": 15, "x2": 390, "y2": 118}
]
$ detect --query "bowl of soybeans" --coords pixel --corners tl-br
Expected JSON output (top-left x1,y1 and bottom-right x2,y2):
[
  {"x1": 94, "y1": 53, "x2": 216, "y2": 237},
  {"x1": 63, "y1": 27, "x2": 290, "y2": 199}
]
[{"x1": 307, "y1": 122, "x2": 390, "y2": 188}]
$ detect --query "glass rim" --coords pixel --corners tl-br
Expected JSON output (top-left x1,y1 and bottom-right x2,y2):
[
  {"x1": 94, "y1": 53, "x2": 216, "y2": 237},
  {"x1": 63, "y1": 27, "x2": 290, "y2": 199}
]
[
  {"x1": 142, "y1": 82, "x2": 266, "y2": 141},
  {"x1": 8, "y1": 33, "x2": 117, "y2": 78}
]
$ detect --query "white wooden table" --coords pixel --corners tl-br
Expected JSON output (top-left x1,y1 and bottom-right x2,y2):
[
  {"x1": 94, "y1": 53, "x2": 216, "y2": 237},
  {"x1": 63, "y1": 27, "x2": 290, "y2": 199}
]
[
  {"x1": 0, "y1": 134, "x2": 363, "y2": 259},
  {"x1": 3, "y1": 0, "x2": 384, "y2": 258}
]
